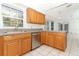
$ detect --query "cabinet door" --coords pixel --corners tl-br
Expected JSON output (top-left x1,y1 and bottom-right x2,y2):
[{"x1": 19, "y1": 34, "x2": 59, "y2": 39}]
[
  {"x1": 40, "y1": 14, "x2": 45, "y2": 24},
  {"x1": 4, "y1": 39, "x2": 20, "y2": 56},
  {"x1": 31, "y1": 10, "x2": 36, "y2": 23},
  {"x1": 21, "y1": 38, "x2": 31, "y2": 54},
  {"x1": 54, "y1": 36, "x2": 65, "y2": 51},
  {"x1": 36, "y1": 12, "x2": 40, "y2": 24},
  {"x1": 41, "y1": 32, "x2": 46, "y2": 44},
  {"x1": 36, "y1": 32, "x2": 41, "y2": 43},
  {"x1": 27, "y1": 8, "x2": 36, "y2": 23},
  {"x1": 37, "y1": 13, "x2": 45, "y2": 24},
  {"x1": 0, "y1": 36, "x2": 4, "y2": 56},
  {"x1": 47, "y1": 36, "x2": 55, "y2": 47}
]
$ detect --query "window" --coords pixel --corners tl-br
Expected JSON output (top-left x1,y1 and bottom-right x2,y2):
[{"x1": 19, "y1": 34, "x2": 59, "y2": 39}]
[
  {"x1": 58, "y1": 23, "x2": 63, "y2": 31},
  {"x1": 64, "y1": 24, "x2": 68, "y2": 32},
  {"x1": 1, "y1": 4, "x2": 23, "y2": 27},
  {"x1": 51, "y1": 22, "x2": 54, "y2": 30},
  {"x1": 3, "y1": 17, "x2": 23, "y2": 27}
]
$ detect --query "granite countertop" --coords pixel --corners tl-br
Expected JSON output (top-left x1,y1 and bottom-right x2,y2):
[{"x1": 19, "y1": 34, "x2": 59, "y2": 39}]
[
  {"x1": 0, "y1": 30, "x2": 42, "y2": 36},
  {"x1": 0, "y1": 29, "x2": 66, "y2": 36},
  {"x1": 42, "y1": 30, "x2": 66, "y2": 32}
]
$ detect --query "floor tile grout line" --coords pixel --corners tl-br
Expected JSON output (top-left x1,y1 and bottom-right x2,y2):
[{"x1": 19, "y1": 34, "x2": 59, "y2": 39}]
[
  {"x1": 37, "y1": 48, "x2": 53, "y2": 56},
  {"x1": 37, "y1": 45, "x2": 57, "y2": 56},
  {"x1": 29, "y1": 49, "x2": 42, "y2": 56},
  {"x1": 47, "y1": 48, "x2": 55, "y2": 56}
]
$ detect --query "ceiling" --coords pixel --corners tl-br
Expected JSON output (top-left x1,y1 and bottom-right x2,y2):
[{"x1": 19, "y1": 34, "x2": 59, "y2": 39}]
[
  {"x1": 14, "y1": 3, "x2": 64, "y2": 14},
  {"x1": 46, "y1": 3, "x2": 79, "y2": 22},
  {"x1": 22, "y1": 3, "x2": 63, "y2": 13},
  {"x1": 1, "y1": 0, "x2": 79, "y2": 22},
  {"x1": 1, "y1": 0, "x2": 79, "y2": 15},
  {"x1": 1, "y1": 0, "x2": 64, "y2": 13}
]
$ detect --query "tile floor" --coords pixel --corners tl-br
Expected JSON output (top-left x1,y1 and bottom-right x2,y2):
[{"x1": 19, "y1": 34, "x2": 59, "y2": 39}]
[{"x1": 23, "y1": 36, "x2": 79, "y2": 56}]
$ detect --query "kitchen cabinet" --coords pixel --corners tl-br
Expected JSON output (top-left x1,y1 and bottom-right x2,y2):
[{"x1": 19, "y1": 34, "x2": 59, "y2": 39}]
[
  {"x1": 36, "y1": 13, "x2": 45, "y2": 24},
  {"x1": 21, "y1": 33, "x2": 31, "y2": 54},
  {"x1": 0, "y1": 33, "x2": 31, "y2": 56},
  {"x1": 27, "y1": 8, "x2": 36, "y2": 23},
  {"x1": 46, "y1": 32, "x2": 55, "y2": 47},
  {"x1": 41, "y1": 31, "x2": 46, "y2": 44},
  {"x1": 36, "y1": 32, "x2": 41, "y2": 43},
  {"x1": 27, "y1": 8, "x2": 45, "y2": 24},
  {"x1": 40, "y1": 13, "x2": 45, "y2": 24},
  {"x1": 4, "y1": 39, "x2": 20, "y2": 56},
  {"x1": 41, "y1": 31, "x2": 67, "y2": 51},
  {"x1": 0, "y1": 31, "x2": 66, "y2": 56},
  {"x1": 0, "y1": 36, "x2": 4, "y2": 56},
  {"x1": 36, "y1": 12, "x2": 40, "y2": 24},
  {"x1": 54, "y1": 33, "x2": 66, "y2": 51}
]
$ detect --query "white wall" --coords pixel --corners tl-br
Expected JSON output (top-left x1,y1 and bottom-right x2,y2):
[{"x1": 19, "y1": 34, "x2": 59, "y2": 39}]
[
  {"x1": 69, "y1": 19, "x2": 79, "y2": 39},
  {"x1": 69, "y1": 20, "x2": 79, "y2": 33},
  {"x1": 69, "y1": 10, "x2": 79, "y2": 33},
  {"x1": 0, "y1": 3, "x2": 3, "y2": 28}
]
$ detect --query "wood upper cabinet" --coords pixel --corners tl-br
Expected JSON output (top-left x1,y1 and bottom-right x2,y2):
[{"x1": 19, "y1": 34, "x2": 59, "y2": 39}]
[
  {"x1": 27, "y1": 8, "x2": 45, "y2": 24},
  {"x1": 21, "y1": 33, "x2": 31, "y2": 54},
  {"x1": 27, "y1": 8, "x2": 36, "y2": 23},
  {"x1": 40, "y1": 13, "x2": 45, "y2": 24},
  {"x1": 36, "y1": 12, "x2": 40, "y2": 24}
]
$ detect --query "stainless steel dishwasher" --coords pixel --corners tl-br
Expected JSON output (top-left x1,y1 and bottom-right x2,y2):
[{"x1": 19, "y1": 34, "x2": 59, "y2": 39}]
[{"x1": 32, "y1": 32, "x2": 41, "y2": 49}]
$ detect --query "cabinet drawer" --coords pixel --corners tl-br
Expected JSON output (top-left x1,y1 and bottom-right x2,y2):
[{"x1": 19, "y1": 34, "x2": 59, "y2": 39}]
[
  {"x1": 4, "y1": 38, "x2": 19, "y2": 44},
  {"x1": 46, "y1": 32, "x2": 55, "y2": 35},
  {"x1": 19, "y1": 33, "x2": 31, "y2": 38},
  {"x1": 56, "y1": 33, "x2": 66, "y2": 36},
  {"x1": 4, "y1": 35, "x2": 19, "y2": 41},
  {"x1": 56, "y1": 36, "x2": 65, "y2": 40}
]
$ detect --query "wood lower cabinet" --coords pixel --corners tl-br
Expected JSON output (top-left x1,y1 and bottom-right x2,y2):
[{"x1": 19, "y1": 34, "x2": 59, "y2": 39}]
[
  {"x1": 0, "y1": 33, "x2": 31, "y2": 56},
  {"x1": 4, "y1": 39, "x2": 20, "y2": 56},
  {"x1": 41, "y1": 31, "x2": 46, "y2": 44},
  {"x1": 46, "y1": 33, "x2": 55, "y2": 47},
  {"x1": 0, "y1": 36, "x2": 4, "y2": 56},
  {"x1": 54, "y1": 33, "x2": 66, "y2": 51},
  {"x1": 41, "y1": 32, "x2": 67, "y2": 51},
  {"x1": 0, "y1": 31, "x2": 66, "y2": 56},
  {"x1": 21, "y1": 34, "x2": 31, "y2": 54},
  {"x1": 36, "y1": 32, "x2": 41, "y2": 43},
  {"x1": 54, "y1": 36, "x2": 64, "y2": 50}
]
